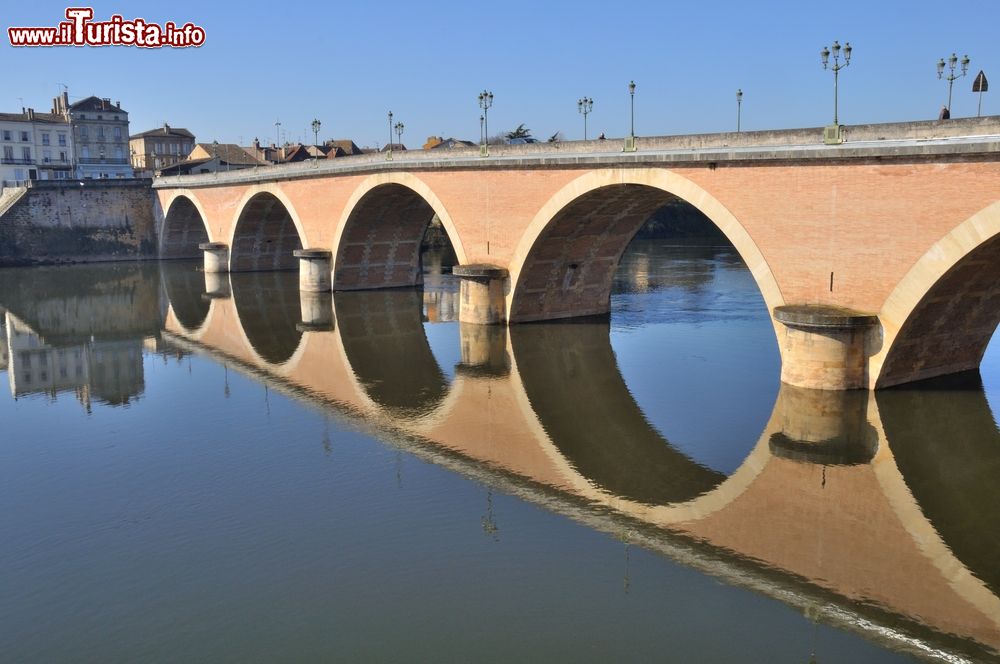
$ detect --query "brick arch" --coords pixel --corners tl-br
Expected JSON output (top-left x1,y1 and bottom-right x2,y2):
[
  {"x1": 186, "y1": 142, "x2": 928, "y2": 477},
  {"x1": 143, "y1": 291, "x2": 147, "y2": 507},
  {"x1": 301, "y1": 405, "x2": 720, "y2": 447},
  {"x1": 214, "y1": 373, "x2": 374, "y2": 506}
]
[
  {"x1": 507, "y1": 168, "x2": 783, "y2": 323},
  {"x1": 160, "y1": 192, "x2": 210, "y2": 259},
  {"x1": 332, "y1": 173, "x2": 466, "y2": 291},
  {"x1": 873, "y1": 200, "x2": 1000, "y2": 389},
  {"x1": 228, "y1": 188, "x2": 305, "y2": 272}
]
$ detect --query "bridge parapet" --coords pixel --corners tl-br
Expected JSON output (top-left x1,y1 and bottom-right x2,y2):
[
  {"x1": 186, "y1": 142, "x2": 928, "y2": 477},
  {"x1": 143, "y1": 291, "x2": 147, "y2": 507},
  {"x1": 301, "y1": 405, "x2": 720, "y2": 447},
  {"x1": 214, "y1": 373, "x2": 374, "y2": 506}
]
[{"x1": 153, "y1": 117, "x2": 1000, "y2": 189}]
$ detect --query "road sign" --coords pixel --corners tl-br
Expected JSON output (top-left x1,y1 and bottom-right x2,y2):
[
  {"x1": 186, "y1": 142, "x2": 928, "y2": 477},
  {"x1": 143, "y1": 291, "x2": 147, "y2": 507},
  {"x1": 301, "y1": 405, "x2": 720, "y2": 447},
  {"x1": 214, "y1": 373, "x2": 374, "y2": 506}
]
[{"x1": 973, "y1": 70, "x2": 988, "y2": 92}]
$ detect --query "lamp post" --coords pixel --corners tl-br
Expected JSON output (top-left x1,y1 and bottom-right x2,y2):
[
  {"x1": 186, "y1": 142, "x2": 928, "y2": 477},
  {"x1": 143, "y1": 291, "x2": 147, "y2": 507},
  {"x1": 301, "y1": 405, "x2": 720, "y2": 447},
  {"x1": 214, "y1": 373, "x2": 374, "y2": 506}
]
[
  {"x1": 311, "y1": 118, "x2": 321, "y2": 163},
  {"x1": 478, "y1": 90, "x2": 493, "y2": 156},
  {"x1": 394, "y1": 121, "x2": 404, "y2": 151},
  {"x1": 736, "y1": 89, "x2": 743, "y2": 132},
  {"x1": 937, "y1": 52, "x2": 970, "y2": 113},
  {"x1": 274, "y1": 119, "x2": 281, "y2": 148},
  {"x1": 212, "y1": 140, "x2": 219, "y2": 175},
  {"x1": 479, "y1": 114, "x2": 484, "y2": 145},
  {"x1": 387, "y1": 111, "x2": 393, "y2": 161},
  {"x1": 625, "y1": 81, "x2": 637, "y2": 152},
  {"x1": 578, "y1": 97, "x2": 593, "y2": 140},
  {"x1": 820, "y1": 40, "x2": 852, "y2": 127}
]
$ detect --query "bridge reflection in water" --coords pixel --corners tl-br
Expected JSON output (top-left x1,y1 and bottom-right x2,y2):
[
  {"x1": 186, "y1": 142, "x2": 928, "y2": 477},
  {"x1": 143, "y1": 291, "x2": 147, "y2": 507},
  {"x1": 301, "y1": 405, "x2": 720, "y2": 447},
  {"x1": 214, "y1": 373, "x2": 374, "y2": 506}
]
[{"x1": 3, "y1": 261, "x2": 999, "y2": 661}]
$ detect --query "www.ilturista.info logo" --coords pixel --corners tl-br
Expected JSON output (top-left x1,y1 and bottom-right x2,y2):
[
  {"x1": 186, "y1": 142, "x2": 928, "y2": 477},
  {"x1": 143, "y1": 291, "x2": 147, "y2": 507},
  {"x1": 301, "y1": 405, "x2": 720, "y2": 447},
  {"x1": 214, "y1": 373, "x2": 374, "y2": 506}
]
[{"x1": 8, "y1": 7, "x2": 205, "y2": 48}]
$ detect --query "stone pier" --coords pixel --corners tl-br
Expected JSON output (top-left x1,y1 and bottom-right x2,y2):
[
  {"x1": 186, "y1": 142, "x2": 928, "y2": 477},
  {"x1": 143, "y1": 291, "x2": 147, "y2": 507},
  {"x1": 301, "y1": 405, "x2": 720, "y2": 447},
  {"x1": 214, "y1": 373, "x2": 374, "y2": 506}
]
[
  {"x1": 773, "y1": 305, "x2": 878, "y2": 391},
  {"x1": 453, "y1": 264, "x2": 508, "y2": 325},
  {"x1": 293, "y1": 248, "x2": 332, "y2": 292},
  {"x1": 199, "y1": 242, "x2": 229, "y2": 274}
]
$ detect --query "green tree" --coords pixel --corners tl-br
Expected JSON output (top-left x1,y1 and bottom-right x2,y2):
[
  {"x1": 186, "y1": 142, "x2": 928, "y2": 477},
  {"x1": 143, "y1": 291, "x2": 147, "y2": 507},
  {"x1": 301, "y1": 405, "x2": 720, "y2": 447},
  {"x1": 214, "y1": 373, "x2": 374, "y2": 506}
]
[{"x1": 505, "y1": 123, "x2": 532, "y2": 139}]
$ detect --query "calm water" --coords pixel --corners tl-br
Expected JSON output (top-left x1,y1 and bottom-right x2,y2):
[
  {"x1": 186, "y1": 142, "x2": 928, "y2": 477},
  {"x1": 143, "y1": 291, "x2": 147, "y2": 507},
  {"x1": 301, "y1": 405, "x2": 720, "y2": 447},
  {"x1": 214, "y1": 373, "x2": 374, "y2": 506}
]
[{"x1": 1, "y1": 241, "x2": 998, "y2": 663}]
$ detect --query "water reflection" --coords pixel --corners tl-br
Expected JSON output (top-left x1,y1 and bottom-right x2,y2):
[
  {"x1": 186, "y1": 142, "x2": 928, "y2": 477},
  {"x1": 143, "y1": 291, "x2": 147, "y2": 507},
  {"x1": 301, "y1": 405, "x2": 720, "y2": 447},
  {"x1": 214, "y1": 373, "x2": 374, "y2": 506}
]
[
  {"x1": 877, "y1": 376, "x2": 1000, "y2": 599},
  {"x1": 510, "y1": 321, "x2": 726, "y2": 505},
  {"x1": 229, "y1": 271, "x2": 302, "y2": 365},
  {"x1": 2, "y1": 255, "x2": 1000, "y2": 661},
  {"x1": 334, "y1": 289, "x2": 449, "y2": 418}
]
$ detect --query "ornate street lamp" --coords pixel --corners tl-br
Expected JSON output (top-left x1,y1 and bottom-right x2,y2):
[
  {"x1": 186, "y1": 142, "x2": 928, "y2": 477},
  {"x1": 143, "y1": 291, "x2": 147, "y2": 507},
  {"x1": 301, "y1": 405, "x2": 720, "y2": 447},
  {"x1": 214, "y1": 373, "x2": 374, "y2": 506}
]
[
  {"x1": 937, "y1": 52, "x2": 970, "y2": 113},
  {"x1": 394, "y1": 121, "x2": 404, "y2": 151},
  {"x1": 386, "y1": 111, "x2": 394, "y2": 161},
  {"x1": 479, "y1": 114, "x2": 484, "y2": 145},
  {"x1": 577, "y1": 97, "x2": 593, "y2": 140},
  {"x1": 478, "y1": 90, "x2": 494, "y2": 156},
  {"x1": 821, "y1": 40, "x2": 853, "y2": 125},
  {"x1": 625, "y1": 81, "x2": 637, "y2": 152},
  {"x1": 821, "y1": 40, "x2": 852, "y2": 143},
  {"x1": 311, "y1": 118, "x2": 321, "y2": 164},
  {"x1": 736, "y1": 89, "x2": 743, "y2": 132}
]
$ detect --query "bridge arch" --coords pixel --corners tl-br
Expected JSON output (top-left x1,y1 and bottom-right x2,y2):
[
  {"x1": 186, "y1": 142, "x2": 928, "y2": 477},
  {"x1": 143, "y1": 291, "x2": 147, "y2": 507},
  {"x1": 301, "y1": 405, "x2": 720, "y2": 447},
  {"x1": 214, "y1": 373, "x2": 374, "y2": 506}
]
[
  {"x1": 507, "y1": 168, "x2": 783, "y2": 324},
  {"x1": 872, "y1": 200, "x2": 1000, "y2": 388},
  {"x1": 332, "y1": 172, "x2": 467, "y2": 290},
  {"x1": 160, "y1": 191, "x2": 211, "y2": 259},
  {"x1": 227, "y1": 185, "x2": 306, "y2": 272}
]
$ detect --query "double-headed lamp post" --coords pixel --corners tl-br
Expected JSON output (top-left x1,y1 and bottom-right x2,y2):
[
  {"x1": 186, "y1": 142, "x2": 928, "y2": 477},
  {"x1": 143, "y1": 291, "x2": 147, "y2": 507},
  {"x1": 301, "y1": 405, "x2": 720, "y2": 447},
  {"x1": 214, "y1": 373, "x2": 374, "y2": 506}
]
[
  {"x1": 578, "y1": 97, "x2": 593, "y2": 140},
  {"x1": 478, "y1": 90, "x2": 493, "y2": 156},
  {"x1": 820, "y1": 40, "x2": 852, "y2": 127},
  {"x1": 937, "y1": 53, "x2": 970, "y2": 113},
  {"x1": 736, "y1": 89, "x2": 743, "y2": 132},
  {"x1": 394, "y1": 121, "x2": 404, "y2": 151}
]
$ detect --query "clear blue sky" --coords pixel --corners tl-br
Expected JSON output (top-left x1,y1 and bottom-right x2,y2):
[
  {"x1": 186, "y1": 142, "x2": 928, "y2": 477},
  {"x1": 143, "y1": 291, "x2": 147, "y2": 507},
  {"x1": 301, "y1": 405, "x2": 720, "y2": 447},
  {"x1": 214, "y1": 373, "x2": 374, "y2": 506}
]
[{"x1": 3, "y1": 0, "x2": 998, "y2": 147}]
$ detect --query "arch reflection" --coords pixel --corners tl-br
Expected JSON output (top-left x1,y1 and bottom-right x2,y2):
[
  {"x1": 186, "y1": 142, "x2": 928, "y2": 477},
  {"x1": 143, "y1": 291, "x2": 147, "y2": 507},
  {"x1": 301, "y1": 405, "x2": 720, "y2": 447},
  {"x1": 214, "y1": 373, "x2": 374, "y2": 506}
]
[
  {"x1": 509, "y1": 320, "x2": 729, "y2": 505},
  {"x1": 333, "y1": 289, "x2": 448, "y2": 418},
  {"x1": 159, "y1": 261, "x2": 210, "y2": 332},
  {"x1": 230, "y1": 271, "x2": 303, "y2": 365},
  {"x1": 877, "y1": 376, "x2": 1000, "y2": 598}
]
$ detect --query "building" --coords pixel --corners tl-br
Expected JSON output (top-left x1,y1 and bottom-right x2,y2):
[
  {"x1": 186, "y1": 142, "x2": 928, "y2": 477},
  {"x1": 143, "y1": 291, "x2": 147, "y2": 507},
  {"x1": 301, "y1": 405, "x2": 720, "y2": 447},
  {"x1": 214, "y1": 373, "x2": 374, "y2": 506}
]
[
  {"x1": 159, "y1": 143, "x2": 266, "y2": 175},
  {"x1": 52, "y1": 93, "x2": 133, "y2": 179},
  {"x1": 129, "y1": 124, "x2": 195, "y2": 176},
  {"x1": 0, "y1": 108, "x2": 74, "y2": 188}
]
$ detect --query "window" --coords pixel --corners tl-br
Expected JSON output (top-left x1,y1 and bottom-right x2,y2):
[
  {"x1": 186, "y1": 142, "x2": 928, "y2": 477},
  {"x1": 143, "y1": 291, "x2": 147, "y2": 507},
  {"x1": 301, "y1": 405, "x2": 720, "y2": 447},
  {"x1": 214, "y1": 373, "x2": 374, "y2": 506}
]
[
  {"x1": 59, "y1": 151, "x2": 67, "y2": 162},
  {"x1": 20, "y1": 131, "x2": 29, "y2": 142},
  {"x1": 78, "y1": 114, "x2": 86, "y2": 119},
  {"x1": 98, "y1": 127, "x2": 105, "y2": 138},
  {"x1": 81, "y1": 146, "x2": 89, "y2": 159},
  {"x1": 97, "y1": 114, "x2": 103, "y2": 120},
  {"x1": 3, "y1": 146, "x2": 13, "y2": 160},
  {"x1": 22, "y1": 147, "x2": 31, "y2": 161},
  {"x1": 80, "y1": 126, "x2": 88, "y2": 138},
  {"x1": 115, "y1": 147, "x2": 123, "y2": 159},
  {"x1": 2, "y1": 130, "x2": 10, "y2": 141},
  {"x1": 43, "y1": 149, "x2": 51, "y2": 163},
  {"x1": 41, "y1": 133, "x2": 50, "y2": 145},
  {"x1": 156, "y1": 142, "x2": 163, "y2": 153},
  {"x1": 58, "y1": 133, "x2": 66, "y2": 146},
  {"x1": 170, "y1": 143, "x2": 178, "y2": 155},
  {"x1": 114, "y1": 126, "x2": 121, "y2": 139}
]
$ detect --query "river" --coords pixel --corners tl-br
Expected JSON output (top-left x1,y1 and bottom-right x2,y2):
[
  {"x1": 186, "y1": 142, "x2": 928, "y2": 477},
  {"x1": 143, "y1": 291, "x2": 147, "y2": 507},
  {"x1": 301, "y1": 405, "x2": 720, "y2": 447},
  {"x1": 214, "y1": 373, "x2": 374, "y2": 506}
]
[{"x1": 1, "y1": 240, "x2": 997, "y2": 662}]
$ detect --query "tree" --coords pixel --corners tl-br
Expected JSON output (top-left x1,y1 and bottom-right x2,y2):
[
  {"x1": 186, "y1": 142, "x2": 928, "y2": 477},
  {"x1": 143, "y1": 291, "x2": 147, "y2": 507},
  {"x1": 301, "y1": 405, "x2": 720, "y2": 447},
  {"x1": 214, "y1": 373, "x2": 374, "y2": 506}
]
[{"x1": 505, "y1": 123, "x2": 532, "y2": 139}]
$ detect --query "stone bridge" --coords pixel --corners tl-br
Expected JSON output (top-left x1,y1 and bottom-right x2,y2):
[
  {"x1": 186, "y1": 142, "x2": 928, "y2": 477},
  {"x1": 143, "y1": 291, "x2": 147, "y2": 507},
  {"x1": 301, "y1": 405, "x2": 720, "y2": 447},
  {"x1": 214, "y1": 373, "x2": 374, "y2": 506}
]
[
  {"x1": 155, "y1": 270, "x2": 1000, "y2": 662},
  {"x1": 152, "y1": 117, "x2": 1000, "y2": 389}
]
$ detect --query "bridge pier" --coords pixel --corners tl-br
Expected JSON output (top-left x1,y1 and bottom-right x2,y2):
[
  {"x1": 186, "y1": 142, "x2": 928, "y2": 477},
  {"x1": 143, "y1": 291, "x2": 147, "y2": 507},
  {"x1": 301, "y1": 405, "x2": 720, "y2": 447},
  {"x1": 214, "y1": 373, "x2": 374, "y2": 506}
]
[
  {"x1": 293, "y1": 249, "x2": 332, "y2": 293},
  {"x1": 453, "y1": 264, "x2": 508, "y2": 325},
  {"x1": 768, "y1": 384, "x2": 877, "y2": 465},
  {"x1": 199, "y1": 242, "x2": 230, "y2": 274},
  {"x1": 297, "y1": 291, "x2": 334, "y2": 332},
  {"x1": 774, "y1": 305, "x2": 878, "y2": 391}
]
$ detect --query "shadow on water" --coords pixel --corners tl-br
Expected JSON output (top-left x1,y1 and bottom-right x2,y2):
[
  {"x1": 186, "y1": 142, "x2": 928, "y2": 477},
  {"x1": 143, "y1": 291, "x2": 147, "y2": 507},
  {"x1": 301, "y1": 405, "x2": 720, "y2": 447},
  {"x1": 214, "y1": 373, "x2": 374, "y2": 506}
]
[
  {"x1": 877, "y1": 373, "x2": 1000, "y2": 597},
  {"x1": 334, "y1": 289, "x2": 448, "y2": 418},
  {"x1": 229, "y1": 271, "x2": 303, "y2": 365},
  {"x1": 510, "y1": 320, "x2": 728, "y2": 505}
]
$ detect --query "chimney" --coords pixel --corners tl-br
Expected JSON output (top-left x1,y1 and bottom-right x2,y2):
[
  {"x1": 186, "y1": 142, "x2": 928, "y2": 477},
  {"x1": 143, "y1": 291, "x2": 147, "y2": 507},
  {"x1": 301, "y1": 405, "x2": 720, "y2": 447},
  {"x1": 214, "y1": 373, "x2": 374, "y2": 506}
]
[
  {"x1": 116, "y1": 101, "x2": 121, "y2": 108},
  {"x1": 26, "y1": 108, "x2": 35, "y2": 120},
  {"x1": 253, "y1": 138, "x2": 260, "y2": 149},
  {"x1": 163, "y1": 122, "x2": 170, "y2": 133}
]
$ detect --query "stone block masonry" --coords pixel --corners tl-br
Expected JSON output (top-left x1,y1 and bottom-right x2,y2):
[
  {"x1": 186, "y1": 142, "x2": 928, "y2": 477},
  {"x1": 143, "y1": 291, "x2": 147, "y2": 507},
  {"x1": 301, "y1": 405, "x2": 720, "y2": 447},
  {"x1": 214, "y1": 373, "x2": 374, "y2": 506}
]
[{"x1": 0, "y1": 179, "x2": 157, "y2": 266}]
